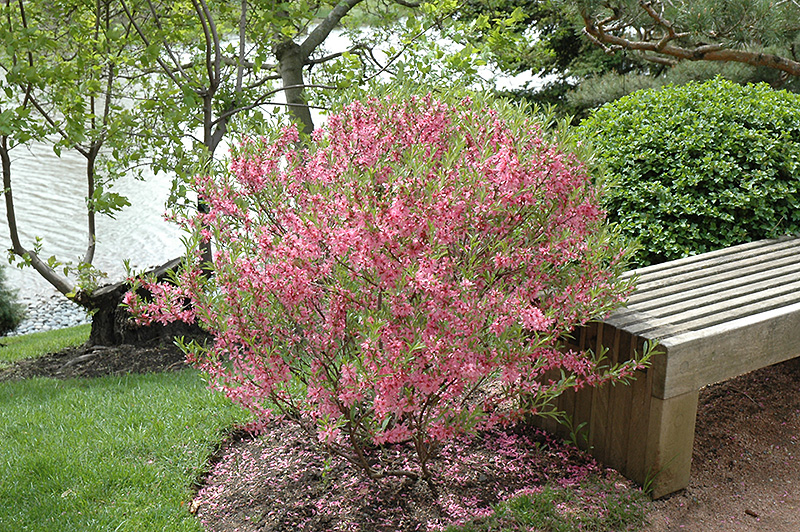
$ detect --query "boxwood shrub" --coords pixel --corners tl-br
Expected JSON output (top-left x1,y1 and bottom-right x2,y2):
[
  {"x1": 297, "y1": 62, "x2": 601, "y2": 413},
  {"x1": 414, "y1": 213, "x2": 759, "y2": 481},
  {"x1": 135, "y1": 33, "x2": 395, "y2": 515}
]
[{"x1": 579, "y1": 78, "x2": 800, "y2": 266}]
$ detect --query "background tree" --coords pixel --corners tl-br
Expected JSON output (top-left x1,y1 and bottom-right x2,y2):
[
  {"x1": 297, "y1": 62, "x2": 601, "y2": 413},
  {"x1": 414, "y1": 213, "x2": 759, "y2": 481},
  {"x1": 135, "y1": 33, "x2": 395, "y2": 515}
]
[
  {"x1": 572, "y1": 0, "x2": 800, "y2": 106},
  {"x1": 449, "y1": 1, "x2": 650, "y2": 113},
  {"x1": 576, "y1": 0, "x2": 800, "y2": 77},
  {"x1": 2, "y1": 0, "x2": 487, "y2": 343},
  {"x1": 1, "y1": 0, "x2": 141, "y2": 304},
  {"x1": 122, "y1": 0, "x2": 429, "y2": 186},
  {"x1": 445, "y1": 0, "x2": 800, "y2": 115}
]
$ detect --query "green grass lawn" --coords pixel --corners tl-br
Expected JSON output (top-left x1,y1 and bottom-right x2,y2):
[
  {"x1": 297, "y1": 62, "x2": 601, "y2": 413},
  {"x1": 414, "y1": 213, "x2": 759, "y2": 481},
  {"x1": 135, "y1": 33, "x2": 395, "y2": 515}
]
[
  {"x1": 0, "y1": 324, "x2": 92, "y2": 366},
  {"x1": 0, "y1": 326, "x2": 251, "y2": 532}
]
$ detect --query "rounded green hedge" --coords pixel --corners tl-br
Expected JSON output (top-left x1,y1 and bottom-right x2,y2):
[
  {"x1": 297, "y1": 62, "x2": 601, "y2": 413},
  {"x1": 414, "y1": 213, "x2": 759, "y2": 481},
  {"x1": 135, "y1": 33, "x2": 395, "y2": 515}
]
[{"x1": 579, "y1": 78, "x2": 800, "y2": 266}]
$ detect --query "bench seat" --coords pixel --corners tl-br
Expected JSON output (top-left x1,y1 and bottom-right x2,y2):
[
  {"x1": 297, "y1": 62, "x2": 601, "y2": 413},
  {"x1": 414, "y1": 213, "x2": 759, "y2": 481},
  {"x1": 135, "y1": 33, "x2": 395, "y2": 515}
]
[{"x1": 539, "y1": 236, "x2": 800, "y2": 498}]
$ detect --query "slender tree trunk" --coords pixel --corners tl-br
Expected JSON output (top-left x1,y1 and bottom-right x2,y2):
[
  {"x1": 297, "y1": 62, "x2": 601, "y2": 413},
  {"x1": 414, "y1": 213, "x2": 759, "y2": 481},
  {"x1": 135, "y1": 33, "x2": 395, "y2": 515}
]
[
  {"x1": 2, "y1": 136, "x2": 77, "y2": 298},
  {"x1": 84, "y1": 148, "x2": 98, "y2": 265}
]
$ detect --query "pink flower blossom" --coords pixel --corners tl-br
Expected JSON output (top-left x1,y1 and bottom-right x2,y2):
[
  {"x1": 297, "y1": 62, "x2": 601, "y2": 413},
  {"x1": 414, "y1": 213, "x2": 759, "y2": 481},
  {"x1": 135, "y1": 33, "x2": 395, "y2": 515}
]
[{"x1": 125, "y1": 92, "x2": 641, "y2": 482}]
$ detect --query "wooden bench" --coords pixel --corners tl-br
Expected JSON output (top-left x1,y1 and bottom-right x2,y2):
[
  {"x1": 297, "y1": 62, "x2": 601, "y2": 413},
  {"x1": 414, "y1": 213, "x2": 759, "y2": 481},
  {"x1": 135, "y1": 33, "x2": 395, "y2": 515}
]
[{"x1": 538, "y1": 235, "x2": 800, "y2": 498}]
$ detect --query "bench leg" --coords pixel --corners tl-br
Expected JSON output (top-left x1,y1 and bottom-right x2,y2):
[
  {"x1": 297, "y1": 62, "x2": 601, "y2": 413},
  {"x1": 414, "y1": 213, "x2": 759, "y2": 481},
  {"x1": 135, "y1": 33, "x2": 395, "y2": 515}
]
[{"x1": 645, "y1": 390, "x2": 699, "y2": 498}]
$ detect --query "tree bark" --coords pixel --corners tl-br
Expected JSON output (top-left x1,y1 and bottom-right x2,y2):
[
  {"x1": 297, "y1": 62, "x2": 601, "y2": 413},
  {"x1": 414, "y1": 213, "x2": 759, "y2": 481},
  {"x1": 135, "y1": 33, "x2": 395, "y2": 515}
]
[
  {"x1": 581, "y1": 6, "x2": 800, "y2": 78},
  {"x1": 86, "y1": 257, "x2": 206, "y2": 346},
  {"x1": 276, "y1": 40, "x2": 315, "y2": 135}
]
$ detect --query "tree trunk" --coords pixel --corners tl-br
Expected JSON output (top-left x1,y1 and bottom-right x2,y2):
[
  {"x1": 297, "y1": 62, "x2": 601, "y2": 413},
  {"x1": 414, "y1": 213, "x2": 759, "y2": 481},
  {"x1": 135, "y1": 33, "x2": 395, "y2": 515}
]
[
  {"x1": 276, "y1": 40, "x2": 315, "y2": 135},
  {"x1": 86, "y1": 257, "x2": 206, "y2": 346}
]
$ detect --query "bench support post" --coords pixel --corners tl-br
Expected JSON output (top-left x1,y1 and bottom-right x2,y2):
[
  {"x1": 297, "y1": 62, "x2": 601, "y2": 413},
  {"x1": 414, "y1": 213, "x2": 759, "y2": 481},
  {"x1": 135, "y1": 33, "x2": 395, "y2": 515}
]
[{"x1": 645, "y1": 390, "x2": 699, "y2": 498}]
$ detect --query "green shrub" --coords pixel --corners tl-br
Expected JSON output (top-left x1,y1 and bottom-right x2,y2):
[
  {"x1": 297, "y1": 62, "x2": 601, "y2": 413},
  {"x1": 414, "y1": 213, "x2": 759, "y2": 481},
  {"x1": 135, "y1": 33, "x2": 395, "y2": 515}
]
[
  {"x1": 0, "y1": 264, "x2": 24, "y2": 335},
  {"x1": 579, "y1": 77, "x2": 800, "y2": 266}
]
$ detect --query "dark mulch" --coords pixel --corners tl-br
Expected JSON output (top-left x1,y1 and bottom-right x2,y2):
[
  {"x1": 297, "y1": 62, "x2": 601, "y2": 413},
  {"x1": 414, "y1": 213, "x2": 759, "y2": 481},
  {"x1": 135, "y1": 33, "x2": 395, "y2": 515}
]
[
  {"x1": 0, "y1": 339, "x2": 189, "y2": 382},
  {"x1": 190, "y1": 419, "x2": 640, "y2": 532}
]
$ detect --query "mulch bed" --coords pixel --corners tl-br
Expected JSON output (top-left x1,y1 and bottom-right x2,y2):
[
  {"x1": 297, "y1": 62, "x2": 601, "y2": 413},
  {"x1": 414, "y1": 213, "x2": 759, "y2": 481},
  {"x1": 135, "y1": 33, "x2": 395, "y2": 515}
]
[{"x1": 0, "y1": 340, "x2": 189, "y2": 382}]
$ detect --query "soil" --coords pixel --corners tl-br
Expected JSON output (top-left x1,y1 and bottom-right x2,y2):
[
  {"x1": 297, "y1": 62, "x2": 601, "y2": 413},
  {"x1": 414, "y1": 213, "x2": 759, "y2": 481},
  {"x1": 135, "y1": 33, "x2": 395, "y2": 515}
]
[
  {"x1": 2, "y1": 341, "x2": 798, "y2": 531},
  {"x1": 644, "y1": 357, "x2": 800, "y2": 532}
]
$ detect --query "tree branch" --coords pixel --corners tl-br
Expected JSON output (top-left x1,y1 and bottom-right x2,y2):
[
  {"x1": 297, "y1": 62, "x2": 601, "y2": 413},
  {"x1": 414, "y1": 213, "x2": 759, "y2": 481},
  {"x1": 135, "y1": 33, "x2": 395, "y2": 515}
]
[
  {"x1": 143, "y1": 0, "x2": 193, "y2": 84},
  {"x1": 120, "y1": 0, "x2": 184, "y2": 87},
  {"x1": 211, "y1": 83, "x2": 337, "y2": 127},
  {"x1": 581, "y1": 4, "x2": 800, "y2": 77},
  {"x1": 236, "y1": 0, "x2": 246, "y2": 95},
  {"x1": 306, "y1": 43, "x2": 369, "y2": 66},
  {"x1": 300, "y1": 0, "x2": 365, "y2": 60},
  {"x1": 1, "y1": 137, "x2": 77, "y2": 298}
]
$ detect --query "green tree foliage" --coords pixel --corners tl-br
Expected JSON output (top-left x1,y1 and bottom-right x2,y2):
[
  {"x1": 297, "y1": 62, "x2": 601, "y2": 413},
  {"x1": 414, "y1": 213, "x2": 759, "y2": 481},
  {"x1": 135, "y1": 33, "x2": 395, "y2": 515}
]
[
  {"x1": 123, "y1": 0, "x2": 435, "y2": 185},
  {"x1": 0, "y1": 0, "x2": 140, "y2": 303},
  {"x1": 444, "y1": 0, "x2": 800, "y2": 115},
  {"x1": 579, "y1": 78, "x2": 800, "y2": 266}
]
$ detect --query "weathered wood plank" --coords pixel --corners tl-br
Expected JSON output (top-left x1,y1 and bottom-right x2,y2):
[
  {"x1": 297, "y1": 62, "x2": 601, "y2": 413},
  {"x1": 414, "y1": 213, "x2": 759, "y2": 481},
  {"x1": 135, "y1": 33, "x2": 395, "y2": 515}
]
[
  {"x1": 620, "y1": 280, "x2": 800, "y2": 336},
  {"x1": 655, "y1": 301, "x2": 800, "y2": 399},
  {"x1": 630, "y1": 244, "x2": 800, "y2": 294},
  {"x1": 621, "y1": 236, "x2": 800, "y2": 281},
  {"x1": 605, "y1": 330, "x2": 634, "y2": 473},
  {"x1": 644, "y1": 390, "x2": 699, "y2": 499},
  {"x1": 623, "y1": 259, "x2": 800, "y2": 310},
  {"x1": 588, "y1": 323, "x2": 610, "y2": 461},
  {"x1": 571, "y1": 324, "x2": 595, "y2": 451},
  {"x1": 533, "y1": 237, "x2": 800, "y2": 498},
  {"x1": 624, "y1": 336, "x2": 654, "y2": 487}
]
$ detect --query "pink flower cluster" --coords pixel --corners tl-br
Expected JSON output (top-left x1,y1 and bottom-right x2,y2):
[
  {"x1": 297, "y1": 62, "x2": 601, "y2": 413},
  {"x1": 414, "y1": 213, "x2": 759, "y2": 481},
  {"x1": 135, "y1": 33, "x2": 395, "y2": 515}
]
[{"x1": 127, "y1": 93, "x2": 641, "y2": 482}]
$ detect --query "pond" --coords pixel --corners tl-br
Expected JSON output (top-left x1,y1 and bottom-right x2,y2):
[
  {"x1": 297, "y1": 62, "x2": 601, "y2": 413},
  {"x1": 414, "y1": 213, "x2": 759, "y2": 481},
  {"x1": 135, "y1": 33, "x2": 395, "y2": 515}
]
[{"x1": 0, "y1": 141, "x2": 184, "y2": 301}]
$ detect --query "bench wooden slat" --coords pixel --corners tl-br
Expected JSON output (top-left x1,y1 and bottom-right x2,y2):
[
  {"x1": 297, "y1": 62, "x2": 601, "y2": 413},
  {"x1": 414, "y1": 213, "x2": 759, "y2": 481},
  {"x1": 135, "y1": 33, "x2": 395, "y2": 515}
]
[
  {"x1": 612, "y1": 273, "x2": 800, "y2": 330},
  {"x1": 618, "y1": 280, "x2": 800, "y2": 336},
  {"x1": 628, "y1": 240, "x2": 800, "y2": 295},
  {"x1": 622, "y1": 236, "x2": 800, "y2": 281},
  {"x1": 625, "y1": 257, "x2": 800, "y2": 308}
]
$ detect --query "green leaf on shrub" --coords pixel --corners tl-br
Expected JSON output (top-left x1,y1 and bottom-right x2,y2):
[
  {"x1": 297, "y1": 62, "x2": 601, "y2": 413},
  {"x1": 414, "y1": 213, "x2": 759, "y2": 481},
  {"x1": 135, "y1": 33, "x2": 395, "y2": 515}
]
[{"x1": 579, "y1": 77, "x2": 800, "y2": 266}]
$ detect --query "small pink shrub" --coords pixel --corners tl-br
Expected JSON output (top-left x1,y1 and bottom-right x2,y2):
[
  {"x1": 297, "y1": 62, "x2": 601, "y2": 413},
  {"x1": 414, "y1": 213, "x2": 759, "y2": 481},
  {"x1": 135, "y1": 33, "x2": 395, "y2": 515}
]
[{"x1": 127, "y1": 92, "x2": 645, "y2": 485}]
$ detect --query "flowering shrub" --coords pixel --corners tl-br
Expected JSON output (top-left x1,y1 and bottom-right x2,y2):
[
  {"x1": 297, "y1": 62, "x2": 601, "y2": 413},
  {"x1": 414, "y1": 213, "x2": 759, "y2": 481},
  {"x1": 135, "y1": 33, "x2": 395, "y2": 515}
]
[{"x1": 127, "y1": 92, "x2": 645, "y2": 486}]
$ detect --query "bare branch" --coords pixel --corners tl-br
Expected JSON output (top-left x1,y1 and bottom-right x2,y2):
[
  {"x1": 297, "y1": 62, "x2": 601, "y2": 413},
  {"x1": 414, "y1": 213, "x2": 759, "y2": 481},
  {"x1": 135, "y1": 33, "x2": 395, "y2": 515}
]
[
  {"x1": 241, "y1": 72, "x2": 282, "y2": 92},
  {"x1": 144, "y1": 0, "x2": 193, "y2": 84},
  {"x1": 236, "y1": 0, "x2": 246, "y2": 94},
  {"x1": 189, "y1": 0, "x2": 219, "y2": 89},
  {"x1": 360, "y1": 21, "x2": 442, "y2": 84},
  {"x1": 211, "y1": 83, "x2": 337, "y2": 126},
  {"x1": 639, "y1": 0, "x2": 691, "y2": 50},
  {"x1": 638, "y1": 52, "x2": 679, "y2": 66},
  {"x1": 119, "y1": 0, "x2": 183, "y2": 87},
  {"x1": 1, "y1": 137, "x2": 77, "y2": 298},
  {"x1": 306, "y1": 43, "x2": 369, "y2": 66}
]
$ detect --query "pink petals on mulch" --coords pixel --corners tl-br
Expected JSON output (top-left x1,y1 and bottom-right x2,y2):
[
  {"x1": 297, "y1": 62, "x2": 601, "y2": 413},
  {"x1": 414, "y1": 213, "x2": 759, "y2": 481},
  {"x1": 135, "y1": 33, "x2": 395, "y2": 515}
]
[{"x1": 192, "y1": 422, "x2": 637, "y2": 531}]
